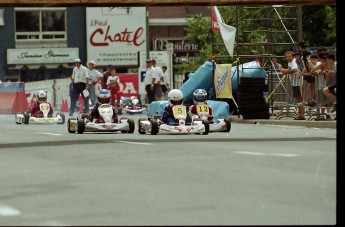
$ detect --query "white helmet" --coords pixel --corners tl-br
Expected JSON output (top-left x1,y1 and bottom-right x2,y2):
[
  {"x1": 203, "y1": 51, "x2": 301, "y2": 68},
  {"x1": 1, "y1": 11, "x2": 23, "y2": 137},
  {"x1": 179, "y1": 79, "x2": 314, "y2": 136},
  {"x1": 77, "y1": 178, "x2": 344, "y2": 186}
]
[
  {"x1": 97, "y1": 89, "x2": 111, "y2": 104},
  {"x1": 193, "y1": 89, "x2": 207, "y2": 104},
  {"x1": 37, "y1": 90, "x2": 47, "y2": 102},
  {"x1": 167, "y1": 89, "x2": 184, "y2": 106}
]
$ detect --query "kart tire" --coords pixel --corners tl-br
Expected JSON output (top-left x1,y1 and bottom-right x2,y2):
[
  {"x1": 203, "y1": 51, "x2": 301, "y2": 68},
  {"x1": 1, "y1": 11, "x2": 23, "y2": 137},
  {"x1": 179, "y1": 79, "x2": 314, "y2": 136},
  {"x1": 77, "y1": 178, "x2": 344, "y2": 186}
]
[
  {"x1": 202, "y1": 119, "x2": 209, "y2": 135},
  {"x1": 138, "y1": 118, "x2": 146, "y2": 134},
  {"x1": 224, "y1": 118, "x2": 231, "y2": 132},
  {"x1": 150, "y1": 119, "x2": 159, "y2": 135},
  {"x1": 23, "y1": 113, "x2": 30, "y2": 124},
  {"x1": 68, "y1": 118, "x2": 76, "y2": 133},
  {"x1": 57, "y1": 112, "x2": 65, "y2": 125},
  {"x1": 77, "y1": 119, "x2": 85, "y2": 134},
  {"x1": 127, "y1": 119, "x2": 135, "y2": 133}
]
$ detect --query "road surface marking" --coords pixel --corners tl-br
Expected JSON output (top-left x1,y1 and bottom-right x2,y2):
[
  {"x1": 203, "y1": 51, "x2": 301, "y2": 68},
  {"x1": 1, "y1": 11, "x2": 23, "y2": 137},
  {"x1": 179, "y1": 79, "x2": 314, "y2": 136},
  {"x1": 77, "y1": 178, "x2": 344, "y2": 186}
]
[
  {"x1": 234, "y1": 151, "x2": 299, "y2": 157},
  {"x1": 0, "y1": 205, "x2": 21, "y2": 216},
  {"x1": 36, "y1": 132, "x2": 63, "y2": 136},
  {"x1": 117, "y1": 141, "x2": 153, "y2": 145}
]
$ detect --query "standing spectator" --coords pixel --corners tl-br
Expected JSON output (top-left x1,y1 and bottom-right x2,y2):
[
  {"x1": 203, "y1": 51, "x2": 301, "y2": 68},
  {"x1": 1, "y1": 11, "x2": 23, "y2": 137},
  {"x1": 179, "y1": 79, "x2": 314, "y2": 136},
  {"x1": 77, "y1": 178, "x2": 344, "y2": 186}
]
[
  {"x1": 106, "y1": 67, "x2": 121, "y2": 107},
  {"x1": 161, "y1": 65, "x2": 170, "y2": 100},
  {"x1": 270, "y1": 55, "x2": 282, "y2": 71},
  {"x1": 298, "y1": 41, "x2": 315, "y2": 107},
  {"x1": 281, "y1": 51, "x2": 305, "y2": 120},
  {"x1": 87, "y1": 60, "x2": 103, "y2": 107},
  {"x1": 152, "y1": 59, "x2": 163, "y2": 101},
  {"x1": 144, "y1": 59, "x2": 158, "y2": 104},
  {"x1": 69, "y1": 58, "x2": 89, "y2": 116},
  {"x1": 20, "y1": 65, "x2": 29, "y2": 82},
  {"x1": 102, "y1": 64, "x2": 113, "y2": 89}
]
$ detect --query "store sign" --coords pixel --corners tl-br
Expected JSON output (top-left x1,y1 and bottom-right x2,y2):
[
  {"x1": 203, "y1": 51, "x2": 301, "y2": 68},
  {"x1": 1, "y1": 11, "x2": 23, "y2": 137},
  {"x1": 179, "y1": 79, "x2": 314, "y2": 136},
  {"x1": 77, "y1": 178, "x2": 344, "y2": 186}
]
[
  {"x1": 7, "y1": 48, "x2": 79, "y2": 64},
  {"x1": 153, "y1": 37, "x2": 200, "y2": 64},
  {"x1": 86, "y1": 7, "x2": 147, "y2": 66}
]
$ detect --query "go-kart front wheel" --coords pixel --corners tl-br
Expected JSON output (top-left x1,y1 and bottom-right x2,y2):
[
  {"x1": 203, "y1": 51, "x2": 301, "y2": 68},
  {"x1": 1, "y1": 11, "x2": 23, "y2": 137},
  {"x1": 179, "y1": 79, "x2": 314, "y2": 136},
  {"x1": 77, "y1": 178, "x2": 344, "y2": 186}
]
[
  {"x1": 23, "y1": 113, "x2": 30, "y2": 124},
  {"x1": 57, "y1": 112, "x2": 65, "y2": 125},
  {"x1": 77, "y1": 119, "x2": 85, "y2": 134},
  {"x1": 224, "y1": 118, "x2": 231, "y2": 132},
  {"x1": 127, "y1": 119, "x2": 135, "y2": 133},
  {"x1": 202, "y1": 119, "x2": 209, "y2": 135},
  {"x1": 150, "y1": 119, "x2": 159, "y2": 135},
  {"x1": 68, "y1": 118, "x2": 76, "y2": 133}
]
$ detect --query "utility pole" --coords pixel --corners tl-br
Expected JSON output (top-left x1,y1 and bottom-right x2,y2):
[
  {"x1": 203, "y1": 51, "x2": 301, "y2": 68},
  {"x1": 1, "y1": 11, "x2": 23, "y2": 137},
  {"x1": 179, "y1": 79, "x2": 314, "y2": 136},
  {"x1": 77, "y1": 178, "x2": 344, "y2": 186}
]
[{"x1": 297, "y1": 5, "x2": 303, "y2": 42}]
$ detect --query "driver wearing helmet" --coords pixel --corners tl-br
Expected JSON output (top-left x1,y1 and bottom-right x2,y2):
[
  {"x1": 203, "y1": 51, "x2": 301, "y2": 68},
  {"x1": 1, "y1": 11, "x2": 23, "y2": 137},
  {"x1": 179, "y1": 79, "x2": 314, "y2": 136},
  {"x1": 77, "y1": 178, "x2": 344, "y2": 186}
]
[
  {"x1": 188, "y1": 89, "x2": 213, "y2": 121},
  {"x1": 28, "y1": 90, "x2": 53, "y2": 117},
  {"x1": 88, "y1": 89, "x2": 118, "y2": 123},
  {"x1": 162, "y1": 89, "x2": 184, "y2": 125}
]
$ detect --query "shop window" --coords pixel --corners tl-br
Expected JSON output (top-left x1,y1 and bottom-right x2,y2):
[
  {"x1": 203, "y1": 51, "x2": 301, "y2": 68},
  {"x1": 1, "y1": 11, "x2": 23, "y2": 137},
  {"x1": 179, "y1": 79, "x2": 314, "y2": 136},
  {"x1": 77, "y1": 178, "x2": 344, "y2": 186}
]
[{"x1": 15, "y1": 8, "x2": 66, "y2": 42}]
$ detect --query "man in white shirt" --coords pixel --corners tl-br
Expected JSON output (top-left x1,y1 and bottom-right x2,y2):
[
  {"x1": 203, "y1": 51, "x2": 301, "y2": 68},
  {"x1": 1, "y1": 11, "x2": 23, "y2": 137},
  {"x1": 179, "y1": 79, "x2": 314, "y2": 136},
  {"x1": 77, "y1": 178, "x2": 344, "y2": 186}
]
[
  {"x1": 144, "y1": 59, "x2": 158, "y2": 104},
  {"x1": 152, "y1": 59, "x2": 164, "y2": 101},
  {"x1": 281, "y1": 51, "x2": 305, "y2": 120},
  {"x1": 87, "y1": 60, "x2": 103, "y2": 106},
  {"x1": 161, "y1": 66, "x2": 169, "y2": 100},
  {"x1": 69, "y1": 58, "x2": 89, "y2": 116}
]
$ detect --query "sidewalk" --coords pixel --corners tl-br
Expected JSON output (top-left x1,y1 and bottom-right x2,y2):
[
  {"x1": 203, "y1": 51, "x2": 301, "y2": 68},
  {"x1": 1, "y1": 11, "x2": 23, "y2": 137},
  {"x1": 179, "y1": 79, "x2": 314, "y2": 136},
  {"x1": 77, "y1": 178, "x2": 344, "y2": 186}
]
[{"x1": 230, "y1": 114, "x2": 336, "y2": 129}]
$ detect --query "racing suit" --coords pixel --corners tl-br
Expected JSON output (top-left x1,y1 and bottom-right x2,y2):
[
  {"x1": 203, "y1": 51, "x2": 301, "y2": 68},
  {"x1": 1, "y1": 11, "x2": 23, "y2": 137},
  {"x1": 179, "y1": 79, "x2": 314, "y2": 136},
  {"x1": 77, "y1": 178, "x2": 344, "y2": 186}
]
[
  {"x1": 188, "y1": 103, "x2": 213, "y2": 121},
  {"x1": 28, "y1": 101, "x2": 53, "y2": 118},
  {"x1": 162, "y1": 105, "x2": 176, "y2": 126},
  {"x1": 87, "y1": 103, "x2": 118, "y2": 123}
]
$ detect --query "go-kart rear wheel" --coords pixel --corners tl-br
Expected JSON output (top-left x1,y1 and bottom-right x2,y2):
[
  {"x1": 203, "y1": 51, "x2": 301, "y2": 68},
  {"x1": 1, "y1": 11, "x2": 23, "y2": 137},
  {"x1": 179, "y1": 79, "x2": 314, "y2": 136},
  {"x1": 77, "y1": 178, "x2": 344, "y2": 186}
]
[
  {"x1": 138, "y1": 118, "x2": 147, "y2": 134},
  {"x1": 202, "y1": 119, "x2": 209, "y2": 135},
  {"x1": 127, "y1": 119, "x2": 135, "y2": 133},
  {"x1": 224, "y1": 118, "x2": 231, "y2": 132},
  {"x1": 23, "y1": 113, "x2": 30, "y2": 124},
  {"x1": 57, "y1": 112, "x2": 65, "y2": 125},
  {"x1": 77, "y1": 119, "x2": 85, "y2": 134},
  {"x1": 68, "y1": 118, "x2": 76, "y2": 133},
  {"x1": 150, "y1": 119, "x2": 159, "y2": 135}
]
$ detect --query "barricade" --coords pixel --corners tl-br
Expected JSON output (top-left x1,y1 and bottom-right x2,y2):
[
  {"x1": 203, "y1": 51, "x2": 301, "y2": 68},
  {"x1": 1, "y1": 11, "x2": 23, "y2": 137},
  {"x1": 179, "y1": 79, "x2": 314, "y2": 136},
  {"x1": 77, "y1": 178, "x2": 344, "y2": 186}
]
[{"x1": 0, "y1": 82, "x2": 29, "y2": 114}]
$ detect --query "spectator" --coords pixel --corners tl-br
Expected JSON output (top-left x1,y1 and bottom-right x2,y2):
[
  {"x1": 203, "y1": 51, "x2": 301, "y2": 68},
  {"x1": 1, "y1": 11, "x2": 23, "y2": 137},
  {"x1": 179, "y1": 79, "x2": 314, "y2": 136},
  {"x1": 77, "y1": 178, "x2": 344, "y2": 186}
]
[
  {"x1": 152, "y1": 59, "x2": 163, "y2": 101},
  {"x1": 280, "y1": 51, "x2": 305, "y2": 120},
  {"x1": 298, "y1": 41, "x2": 315, "y2": 107},
  {"x1": 144, "y1": 59, "x2": 157, "y2": 104},
  {"x1": 102, "y1": 64, "x2": 113, "y2": 89},
  {"x1": 250, "y1": 50, "x2": 262, "y2": 66},
  {"x1": 20, "y1": 65, "x2": 29, "y2": 83},
  {"x1": 270, "y1": 55, "x2": 282, "y2": 71},
  {"x1": 87, "y1": 60, "x2": 103, "y2": 106},
  {"x1": 106, "y1": 67, "x2": 121, "y2": 107},
  {"x1": 161, "y1": 66, "x2": 169, "y2": 100},
  {"x1": 69, "y1": 58, "x2": 89, "y2": 116}
]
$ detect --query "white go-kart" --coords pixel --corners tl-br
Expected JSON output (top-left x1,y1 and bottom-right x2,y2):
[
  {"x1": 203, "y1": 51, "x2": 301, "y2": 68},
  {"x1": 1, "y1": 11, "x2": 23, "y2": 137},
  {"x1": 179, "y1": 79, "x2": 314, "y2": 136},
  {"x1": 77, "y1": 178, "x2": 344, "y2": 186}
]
[
  {"x1": 193, "y1": 103, "x2": 231, "y2": 132},
  {"x1": 138, "y1": 105, "x2": 209, "y2": 135},
  {"x1": 67, "y1": 103, "x2": 135, "y2": 134},
  {"x1": 15, "y1": 102, "x2": 65, "y2": 125}
]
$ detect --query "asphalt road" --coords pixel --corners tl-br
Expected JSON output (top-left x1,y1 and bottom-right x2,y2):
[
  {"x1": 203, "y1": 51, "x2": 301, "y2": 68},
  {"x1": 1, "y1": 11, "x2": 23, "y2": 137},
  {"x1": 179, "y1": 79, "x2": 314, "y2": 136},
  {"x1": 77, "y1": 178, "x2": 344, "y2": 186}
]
[{"x1": 0, "y1": 113, "x2": 337, "y2": 225}]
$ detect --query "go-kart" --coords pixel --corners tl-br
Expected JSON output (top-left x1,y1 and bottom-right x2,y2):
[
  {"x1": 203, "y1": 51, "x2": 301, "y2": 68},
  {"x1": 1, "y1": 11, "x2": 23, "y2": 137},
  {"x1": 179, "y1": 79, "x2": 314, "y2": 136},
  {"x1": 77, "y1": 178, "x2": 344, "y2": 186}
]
[
  {"x1": 193, "y1": 103, "x2": 231, "y2": 132},
  {"x1": 122, "y1": 96, "x2": 146, "y2": 114},
  {"x1": 15, "y1": 102, "x2": 65, "y2": 125},
  {"x1": 67, "y1": 103, "x2": 135, "y2": 134},
  {"x1": 138, "y1": 105, "x2": 209, "y2": 135}
]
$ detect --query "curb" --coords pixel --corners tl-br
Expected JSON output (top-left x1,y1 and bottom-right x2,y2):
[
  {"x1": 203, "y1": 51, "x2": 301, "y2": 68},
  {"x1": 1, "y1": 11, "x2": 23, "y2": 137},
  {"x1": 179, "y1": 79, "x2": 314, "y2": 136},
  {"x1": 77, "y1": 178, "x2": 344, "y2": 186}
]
[{"x1": 230, "y1": 116, "x2": 336, "y2": 129}]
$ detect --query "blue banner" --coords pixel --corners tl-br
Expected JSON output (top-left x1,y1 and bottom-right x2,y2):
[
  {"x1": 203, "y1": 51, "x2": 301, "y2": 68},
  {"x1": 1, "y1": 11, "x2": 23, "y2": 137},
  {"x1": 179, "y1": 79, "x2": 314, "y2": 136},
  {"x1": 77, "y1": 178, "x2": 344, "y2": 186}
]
[{"x1": 0, "y1": 82, "x2": 25, "y2": 92}]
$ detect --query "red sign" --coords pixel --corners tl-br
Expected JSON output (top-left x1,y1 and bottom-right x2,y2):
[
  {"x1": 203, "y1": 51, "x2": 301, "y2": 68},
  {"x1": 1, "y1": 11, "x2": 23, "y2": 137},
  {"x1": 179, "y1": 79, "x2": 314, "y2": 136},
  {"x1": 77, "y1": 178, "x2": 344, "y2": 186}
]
[
  {"x1": 117, "y1": 73, "x2": 139, "y2": 98},
  {"x1": 211, "y1": 6, "x2": 220, "y2": 32}
]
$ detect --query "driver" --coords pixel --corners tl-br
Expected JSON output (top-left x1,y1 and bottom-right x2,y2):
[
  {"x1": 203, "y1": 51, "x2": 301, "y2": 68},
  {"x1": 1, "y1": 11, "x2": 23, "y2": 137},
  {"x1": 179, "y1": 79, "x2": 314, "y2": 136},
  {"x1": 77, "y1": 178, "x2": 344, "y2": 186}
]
[
  {"x1": 162, "y1": 89, "x2": 184, "y2": 125},
  {"x1": 28, "y1": 90, "x2": 53, "y2": 117},
  {"x1": 88, "y1": 89, "x2": 118, "y2": 123},
  {"x1": 188, "y1": 89, "x2": 213, "y2": 121}
]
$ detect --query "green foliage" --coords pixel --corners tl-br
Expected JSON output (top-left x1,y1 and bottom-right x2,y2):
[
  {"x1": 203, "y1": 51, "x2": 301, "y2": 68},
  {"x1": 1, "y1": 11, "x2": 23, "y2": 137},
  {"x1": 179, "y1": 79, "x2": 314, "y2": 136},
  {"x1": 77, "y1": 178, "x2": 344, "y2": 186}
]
[{"x1": 181, "y1": 5, "x2": 336, "y2": 74}]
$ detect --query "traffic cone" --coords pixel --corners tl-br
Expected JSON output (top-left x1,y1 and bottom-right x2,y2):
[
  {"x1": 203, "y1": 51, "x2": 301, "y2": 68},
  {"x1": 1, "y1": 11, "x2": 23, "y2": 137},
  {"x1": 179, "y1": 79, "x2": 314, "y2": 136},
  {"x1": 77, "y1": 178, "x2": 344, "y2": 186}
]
[{"x1": 61, "y1": 100, "x2": 69, "y2": 112}]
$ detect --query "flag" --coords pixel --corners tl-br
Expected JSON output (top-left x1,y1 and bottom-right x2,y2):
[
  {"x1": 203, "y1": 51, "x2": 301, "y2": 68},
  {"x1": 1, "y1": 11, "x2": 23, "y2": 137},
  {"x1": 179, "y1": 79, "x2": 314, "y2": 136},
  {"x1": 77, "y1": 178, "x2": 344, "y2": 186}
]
[
  {"x1": 214, "y1": 63, "x2": 233, "y2": 99},
  {"x1": 213, "y1": 6, "x2": 236, "y2": 57},
  {"x1": 210, "y1": 6, "x2": 220, "y2": 32}
]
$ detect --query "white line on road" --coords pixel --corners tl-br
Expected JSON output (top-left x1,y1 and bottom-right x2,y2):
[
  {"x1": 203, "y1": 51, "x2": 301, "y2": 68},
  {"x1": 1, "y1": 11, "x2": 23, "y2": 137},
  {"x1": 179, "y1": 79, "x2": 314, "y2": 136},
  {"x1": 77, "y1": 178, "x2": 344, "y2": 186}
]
[
  {"x1": 36, "y1": 132, "x2": 63, "y2": 136},
  {"x1": 117, "y1": 141, "x2": 153, "y2": 145},
  {"x1": 234, "y1": 151, "x2": 299, "y2": 157},
  {"x1": 0, "y1": 205, "x2": 21, "y2": 216}
]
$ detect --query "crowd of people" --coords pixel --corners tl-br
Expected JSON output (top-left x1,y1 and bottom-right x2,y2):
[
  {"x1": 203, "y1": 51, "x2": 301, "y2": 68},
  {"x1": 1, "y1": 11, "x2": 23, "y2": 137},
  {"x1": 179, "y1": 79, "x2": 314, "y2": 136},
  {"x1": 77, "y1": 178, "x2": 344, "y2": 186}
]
[{"x1": 279, "y1": 41, "x2": 337, "y2": 120}]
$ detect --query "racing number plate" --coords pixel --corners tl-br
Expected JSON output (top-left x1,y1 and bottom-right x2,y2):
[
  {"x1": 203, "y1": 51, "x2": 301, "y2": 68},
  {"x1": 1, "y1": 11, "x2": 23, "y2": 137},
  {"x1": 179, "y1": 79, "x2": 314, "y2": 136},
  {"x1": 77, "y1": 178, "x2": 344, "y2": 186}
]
[
  {"x1": 172, "y1": 105, "x2": 187, "y2": 116},
  {"x1": 196, "y1": 104, "x2": 209, "y2": 115},
  {"x1": 99, "y1": 107, "x2": 112, "y2": 114}
]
